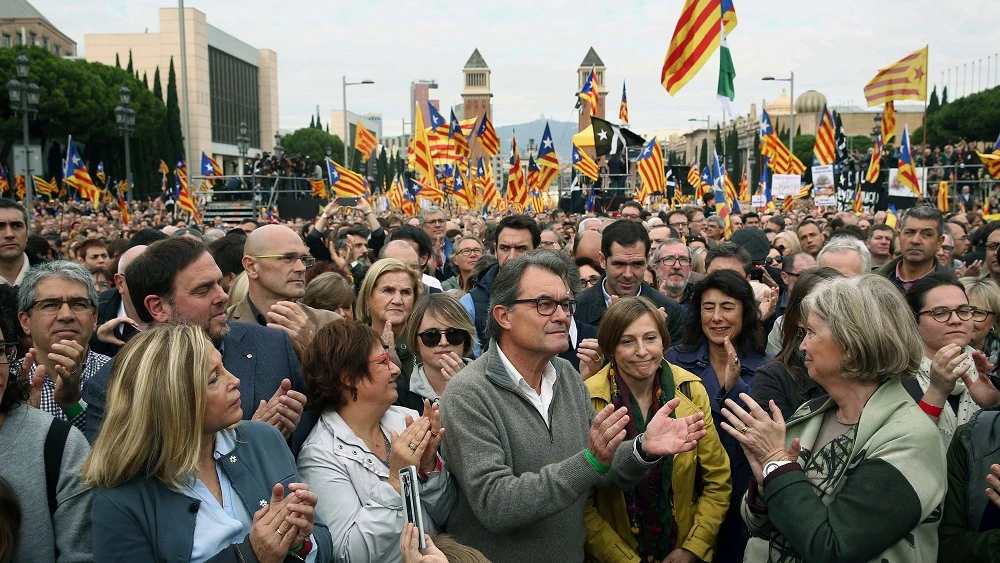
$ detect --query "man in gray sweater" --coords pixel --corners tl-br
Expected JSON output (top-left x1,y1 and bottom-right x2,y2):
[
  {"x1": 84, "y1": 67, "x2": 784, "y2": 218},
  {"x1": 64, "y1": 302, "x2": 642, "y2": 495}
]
[{"x1": 440, "y1": 251, "x2": 707, "y2": 563}]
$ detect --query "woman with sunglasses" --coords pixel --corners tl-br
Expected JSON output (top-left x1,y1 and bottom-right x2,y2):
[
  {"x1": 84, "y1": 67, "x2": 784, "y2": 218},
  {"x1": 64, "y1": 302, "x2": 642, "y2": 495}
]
[
  {"x1": 297, "y1": 320, "x2": 454, "y2": 563},
  {"x1": 397, "y1": 294, "x2": 475, "y2": 409},
  {"x1": 906, "y1": 272, "x2": 1000, "y2": 447},
  {"x1": 771, "y1": 231, "x2": 801, "y2": 257}
]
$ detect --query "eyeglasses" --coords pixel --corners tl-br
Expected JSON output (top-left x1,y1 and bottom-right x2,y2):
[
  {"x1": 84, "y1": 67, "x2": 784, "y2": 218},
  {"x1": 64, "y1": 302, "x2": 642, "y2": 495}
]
[
  {"x1": 581, "y1": 275, "x2": 602, "y2": 288},
  {"x1": 668, "y1": 222, "x2": 688, "y2": 229},
  {"x1": 423, "y1": 218, "x2": 446, "y2": 226},
  {"x1": 368, "y1": 351, "x2": 391, "y2": 368},
  {"x1": 918, "y1": 305, "x2": 989, "y2": 323},
  {"x1": 987, "y1": 243, "x2": 1000, "y2": 253},
  {"x1": 773, "y1": 245, "x2": 787, "y2": 254},
  {"x1": 511, "y1": 298, "x2": 576, "y2": 316},
  {"x1": 621, "y1": 213, "x2": 641, "y2": 220},
  {"x1": 456, "y1": 247, "x2": 484, "y2": 257},
  {"x1": 417, "y1": 328, "x2": 469, "y2": 348},
  {"x1": 250, "y1": 253, "x2": 316, "y2": 269},
  {"x1": 29, "y1": 297, "x2": 95, "y2": 316},
  {"x1": 1, "y1": 341, "x2": 17, "y2": 365},
  {"x1": 656, "y1": 256, "x2": 691, "y2": 266}
]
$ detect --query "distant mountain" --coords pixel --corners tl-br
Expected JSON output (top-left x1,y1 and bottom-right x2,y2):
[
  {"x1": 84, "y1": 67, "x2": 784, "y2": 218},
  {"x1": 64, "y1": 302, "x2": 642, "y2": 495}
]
[{"x1": 494, "y1": 119, "x2": 578, "y2": 166}]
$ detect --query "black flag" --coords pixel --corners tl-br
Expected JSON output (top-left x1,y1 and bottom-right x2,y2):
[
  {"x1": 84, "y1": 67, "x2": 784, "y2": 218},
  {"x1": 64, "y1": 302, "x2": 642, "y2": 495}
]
[{"x1": 590, "y1": 116, "x2": 645, "y2": 158}]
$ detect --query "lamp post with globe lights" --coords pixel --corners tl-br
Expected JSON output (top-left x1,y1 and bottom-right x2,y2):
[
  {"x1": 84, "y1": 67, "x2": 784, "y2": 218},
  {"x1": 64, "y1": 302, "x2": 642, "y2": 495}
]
[
  {"x1": 7, "y1": 54, "x2": 40, "y2": 226},
  {"x1": 115, "y1": 85, "x2": 137, "y2": 203}
]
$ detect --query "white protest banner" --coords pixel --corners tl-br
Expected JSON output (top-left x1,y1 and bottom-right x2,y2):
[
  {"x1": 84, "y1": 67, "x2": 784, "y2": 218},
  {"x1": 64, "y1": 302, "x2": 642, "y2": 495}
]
[
  {"x1": 887, "y1": 167, "x2": 926, "y2": 197},
  {"x1": 811, "y1": 165, "x2": 836, "y2": 206},
  {"x1": 772, "y1": 174, "x2": 801, "y2": 198}
]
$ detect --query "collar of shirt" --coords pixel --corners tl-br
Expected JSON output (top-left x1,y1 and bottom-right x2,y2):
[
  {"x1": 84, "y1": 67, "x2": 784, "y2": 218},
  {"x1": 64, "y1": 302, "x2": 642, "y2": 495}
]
[
  {"x1": 246, "y1": 297, "x2": 268, "y2": 326},
  {"x1": 495, "y1": 343, "x2": 558, "y2": 427},
  {"x1": 408, "y1": 364, "x2": 440, "y2": 402},
  {"x1": 893, "y1": 258, "x2": 935, "y2": 291},
  {"x1": 569, "y1": 318, "x2": 579, "y2": 349},
  {"x1": 601, "y1": 277, "x2": 642, "y2": 309},
  {"x1": 1, "y1": 253, "x2": 30, "y2": 286}
]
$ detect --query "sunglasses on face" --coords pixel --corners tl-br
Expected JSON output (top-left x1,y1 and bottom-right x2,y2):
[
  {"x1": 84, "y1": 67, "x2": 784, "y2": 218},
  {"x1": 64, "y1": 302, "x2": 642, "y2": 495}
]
[{"x1": 417, "y1": 328, "x2": 469, "y2": 348}]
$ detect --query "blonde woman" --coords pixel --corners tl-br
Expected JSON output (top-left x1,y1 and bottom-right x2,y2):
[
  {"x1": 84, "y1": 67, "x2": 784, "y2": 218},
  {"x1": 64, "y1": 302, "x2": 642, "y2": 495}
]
[
  {"x1": 397, "y1": 293, "x2": 476, "y2": 410},
  {"x1": 961, "y1": 276, "x2": 1000, "y2": 365},
  {"x1": 356, "y1": 258, "x2": 423, "y2": 376},
  {"x1": 772, "y1": 231, "x2": 801, "y2": 256},
  {"x1": 82, "y1": 325, "x2": 332, "y2": 563}
]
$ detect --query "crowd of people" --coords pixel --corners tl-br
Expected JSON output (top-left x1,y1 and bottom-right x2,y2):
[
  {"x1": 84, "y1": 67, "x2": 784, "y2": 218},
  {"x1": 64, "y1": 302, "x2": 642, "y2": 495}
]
[{"x1": 2, "y1": 193, "x2": 1000, "y2": 563}]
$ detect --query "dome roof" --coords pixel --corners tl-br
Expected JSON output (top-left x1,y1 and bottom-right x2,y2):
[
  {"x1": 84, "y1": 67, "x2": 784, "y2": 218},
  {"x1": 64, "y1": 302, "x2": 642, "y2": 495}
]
[
  {"x1": 795, "y1": 90, "x2": 827, "y2": 114},
  {"x1": 763, "y1": 89, "x2": 792, "y2": 115}
]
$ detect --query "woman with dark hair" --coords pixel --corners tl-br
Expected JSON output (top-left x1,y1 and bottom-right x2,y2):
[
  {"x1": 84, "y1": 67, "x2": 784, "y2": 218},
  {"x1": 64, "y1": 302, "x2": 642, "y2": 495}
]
[
  {"x1": 0, "y1": 476, "x2": 20, "y2": 563},
  {"x1": 297, "y1": 320, "x2": 455, "y2": 563},
  {"x1": 752, "y1": 268, "x2": 843, "y2": 419},
  {"x1": 575, "y1": 257, "x2": 604, "y2": 291},
  {"x1": 905, "y1": 272, "x2": 1000, "y2": 446},
  {"x1": 396, "y1": 293, "x2": 475, "y2": 409},
  {"x1": 665, "y1": 269, "x2": 767, "y2": 563}
]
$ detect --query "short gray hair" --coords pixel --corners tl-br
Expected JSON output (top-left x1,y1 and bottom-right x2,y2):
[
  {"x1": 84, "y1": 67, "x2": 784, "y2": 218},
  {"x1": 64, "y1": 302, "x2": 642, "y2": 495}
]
[
  {"x1": 901, "y1": 205, "x2": 944, "y2": 236},
  {"x1": 578, "y1": 218, "x2": 601, "y2": 234},
  {"x1": 487, "y1": 250, "x2": 571, "y2": 341},
  {"x1": 706, "y1": 215, "x2": 726, "y2": 228},
  {"x1": 419, "y1": 206, "x2": 445, "y2": 222},
  {"x1": 18, "y1": 260, "x2": 99, "y2": 313},
  {"x1": 801, "y1": 274, "x2": 922, "y2": 384},
  {"x1": 652, "y1": 239, "x2": 690, "y2": 263},
  {"x1": 816, "y1": 235, "x2": 871, "y2": 273}
]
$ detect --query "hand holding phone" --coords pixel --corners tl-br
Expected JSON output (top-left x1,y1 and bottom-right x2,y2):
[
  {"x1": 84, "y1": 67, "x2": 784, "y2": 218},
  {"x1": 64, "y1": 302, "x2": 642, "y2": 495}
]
[{"x1": 399, "y1": 466, "x2": 426, "y2": 550}]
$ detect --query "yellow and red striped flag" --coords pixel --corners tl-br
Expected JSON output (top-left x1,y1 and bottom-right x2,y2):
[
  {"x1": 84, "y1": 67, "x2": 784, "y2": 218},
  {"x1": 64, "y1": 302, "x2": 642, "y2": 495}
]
[
  {"x1": 507, "y1": 136, "x2": 527, "y2": 208},
  {"x1": 33, "y1": 176, "x2": 57, "y2": 197},
  {"x1": 535, "y1": 123, "x2": 560, "y2": 192},
  {"x1": 579, "y1": 68, "x2": 599, "y2": 117},
  {"x1": 354, "y1": 121, "x2": 378, "y2": 163},
  {"x1": 326, "y1": 158, "x2": 367, "y2": 198},
  {"x1": 14, "y1": 175, "x2": 25, "y2": 199},
  {"x1": 738, "y1": 166, "x2": 750, "y2": 201},
  {"x1": 976, "y1": 133, "x2": 1000, "y2": 180},
  {"x1": 865, "y1": 136, "x2": 883, "y2": 184},
  {"x1": 637, "y1": 138, "x2": 665, "y2": 205},
  {"x1": 572, "y1": 144, "x2": 600, "y2": 181},
  {"x1": 661, "y1": 0, "x2": 737, "y2": 96},
  {"x1": 852, "y1": 183, "x2": 864, "y2": 214},
  {"x1": 309, "y1": 178, "x2": 328, "y2": 198},
  {"x1": 936, "y1": 181, "x2": 950, "y2": 213},
  {"x1": 475, "y1": 114, "x2": 499, "y2": 157},
  {"x1": 813, "y1": 105, "x2": 837, "y2": 166},
  {"x1": 411, "y1": 102, "x2": 439, "y2": 192},
  {"x1": 175, "y1": 159, "x2": 201, "y2": 223},
  {"x1": 864, "y1": 46, "x2": 928, "y2": 107},
  {"x1": 762, "y1": 134, "x2": 805, "y2": 175},
  {"x1": 687, "y1": 161, "x2": 699, "y2": 188},
  {"x1": 117, "y1": 179, "x2": 131, "y2": 226},
  {"x1": 479, "y1": 158, "x2": 499, "y2": 211},
  {"x1": 619, "y1": 81, "x2": 629, "y2": 125},
  {"x1": 897, "y1": 124, "x2": 921, "y2": 197},
  {"x1": 881, "y1": 101, "x2": 896, "y2": 142}
]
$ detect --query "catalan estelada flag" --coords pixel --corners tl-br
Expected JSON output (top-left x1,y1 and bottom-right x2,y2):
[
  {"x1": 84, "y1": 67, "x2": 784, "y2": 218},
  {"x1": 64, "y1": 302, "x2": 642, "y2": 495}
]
[
  {"x1": 760, "y1": 109, "x2": 805, "y2": 175},
  {"x1": 326, "y1": 157, "x2": 367, "y2": 198},
  {"x1": 813, "y1": 104, "x2": 837, "y2": 166},
  {"x1": 636, "y1": 137, "x2": 665, "y2": 204},
  {"x1": 976, "y1": 132, "x2": 1000, "y2": 180},
  {"x1": 886, "y1": 205, "x2": 899, "y2": 229},
  {"x1": 96, "y1": 162, "x2": 106, "y2": 185},
  {"x1": 527, "y1": 155, "x2": 540, "y2": 193},
  {"x1": 0, "y1": 165, "x2": 8, "y2": 194},
  {"x1": 201, "y1": 152, "x2": 222, "y2": 176},
  {"x1": 711, "y1": 150, "x2": 732, "y2": 236},
  {"x1": 507, "y1": 136, "x2": 527, "y2": 209},
  {"x1": 15, "y1": 175, "x2": 25, "y2": 199},
  {"x1": 687, "y1": 161, "x2": 700, "y2": 189},
  {"x1": 865, "y1": 135, "x2": 883, "y2": 184},
  {"x1": 175, "y1": 157, "x2": 201, "y2": 223},
  {"x1": 619, "y1": 82, "x2": 629, "y2": 125},
  {"x1": 536, "y1": 123, "x2": 560, "y2": 192},
  {"x1": 864, "y1": 46, "x2": 928, "y2": 107},
  {"x1": 448, "y1": 109, "x2": 470, "y2": 162},
  {"x1": 309, "y1": 178, "x2": 328, "y2": 198},
  {"x1": 411, "y1": 102, "x2": 438, "y2": 192},
  {"x1": 388, "y1": 174, "x2": 404, "y2": 211},
  {"x1": 354, "y1": 121, "x2": 379, "y2": 163},
  {"x1": 572, "y1": 144, "x2": 600, "y2": 181},
  {"x1": 453, "y1": 164, "x2": 473, "y2": 209},
  {"x1": 881, "y1": 101, "x2": 896, "y2": 142},
  {"x1": 33, "y1": 176, "x2": 57, "y2": 198},
  {"x1": 661, "y1": 0, "x2": 737, "y2": 96},
  {"x1": 475, "y1": 114, "x2": 499, "y2": 157},
  {"x1": 738, "y1": 166, "x2": 749, "y2": 202},
  {"x1": 936, "y1": 181, "x2": 950, "y2": 212},
  {"x1": 64, "y1": 139, "x2": 100, "y2": 205},
  {"x1": 479, "y1": 158, "x2": 499, "y2": 212},
  {"x1": 579, "y1": 68, "x2": 599, "y2": 117},
  {"x1": 897, "y1": 124, "x2": 921, "y2": 196}
]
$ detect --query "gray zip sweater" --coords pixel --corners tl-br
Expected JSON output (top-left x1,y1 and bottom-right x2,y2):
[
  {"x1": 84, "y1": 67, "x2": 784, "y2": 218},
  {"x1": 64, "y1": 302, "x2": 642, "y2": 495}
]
[
  {"x1": 439, "y1": 342, "x2": 654, "y2": 563},
  {"x1": 0, "y1": 404, "x2": 93, "y2": 563}
]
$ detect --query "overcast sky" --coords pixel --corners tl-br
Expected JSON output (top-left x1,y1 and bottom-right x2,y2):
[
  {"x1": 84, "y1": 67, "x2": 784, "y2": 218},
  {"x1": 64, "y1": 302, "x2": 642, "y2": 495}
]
[{"x1": 35, "y1": 0, "x2": 1000, "y2": 138}]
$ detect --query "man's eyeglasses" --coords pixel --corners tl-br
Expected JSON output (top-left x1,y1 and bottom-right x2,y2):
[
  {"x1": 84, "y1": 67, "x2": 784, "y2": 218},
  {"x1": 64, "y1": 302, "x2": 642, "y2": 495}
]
[
  {"x1": 417, "y1": 328, "x2": 469, "y2": 348},
  {"x1": 669, "y1": 222, "x2": 688, "y2": 229},
  {"x1": 250, "y1": 253, "x2": 316, "y2": 269},
  {"x1": 918, "y1": 305, "x2": 989, "y2": 323},
  {"x1": 656, "y1": 256, "x2": 691, "y2": 266},
  {"x1": 986, "y1": 243, "x2": 1000, "y2": 253},
  {"x1": 581, "y1": 275, "x2": 602, "y2": 288},
  {"x1": 1, "y1": 341, "x2": 17, "y2": 365},
  {"x1": 456, "y1": 247, "x2": 484, "y2": 257},
  {"x1": 511, "y1": 298, "x2": 576, "y2": 316},
  {"x1": 29, "y1": 297, "x2": 95, "y2": 316},
  {"x1": 424, "y1": 218, "x2": 446, "y2": 226}
]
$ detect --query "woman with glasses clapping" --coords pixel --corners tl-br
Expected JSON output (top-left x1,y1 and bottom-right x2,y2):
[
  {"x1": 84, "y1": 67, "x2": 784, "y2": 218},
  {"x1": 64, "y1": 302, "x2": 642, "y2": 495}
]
[
  {"x1": 906, "y1": 272, "x2": 1000, "y2": 446},
  {"x1": 396, "y1": 294, "x2": 475, "y2": 410}
]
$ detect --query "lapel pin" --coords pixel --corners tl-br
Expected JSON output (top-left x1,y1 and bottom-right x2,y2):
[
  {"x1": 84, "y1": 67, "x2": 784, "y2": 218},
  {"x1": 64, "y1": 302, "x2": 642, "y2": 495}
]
[{"x1": 246, "y1": 353, "x2": 253, "y2": 359}]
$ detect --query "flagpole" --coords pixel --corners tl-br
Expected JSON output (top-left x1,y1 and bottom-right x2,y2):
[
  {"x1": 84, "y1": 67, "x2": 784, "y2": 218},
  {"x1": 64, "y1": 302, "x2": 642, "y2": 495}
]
[
  {"x1": 178, "y1": 0, "x2": 194, "y2": 217},
  {"x1": 921, "y1": 45, "x2": 929, "y2": 199}
]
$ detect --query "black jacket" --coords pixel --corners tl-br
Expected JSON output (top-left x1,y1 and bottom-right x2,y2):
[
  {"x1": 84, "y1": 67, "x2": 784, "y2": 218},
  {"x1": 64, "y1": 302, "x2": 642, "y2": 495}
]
[
  {"x1": 574, "y1": 279, "x2": 685, "y2": 344},
  {"x1": 466, "y1": 264, "x2": 500, "y2": 352},
  {"x1": 557, "y1": 320, "x2": 598, "y2": 372},
  {"x1": 750, "y1": 358, "x2": 826, "y2": 421},
  {"x1": 90, "y1": 288, "x2": 126, "y2": 357}
]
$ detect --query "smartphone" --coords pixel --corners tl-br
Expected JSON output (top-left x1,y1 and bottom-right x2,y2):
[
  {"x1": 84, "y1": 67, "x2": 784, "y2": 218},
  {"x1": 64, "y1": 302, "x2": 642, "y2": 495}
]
[
  {"x1": 336, "y1": 197, "x2": 359, "y2": 207},
  {"x1": 399, "y1": 466, "x2": 426, "y2": 550},
  {"x1": 750, "y1": 266, "x2": 764, "y2": 281}
]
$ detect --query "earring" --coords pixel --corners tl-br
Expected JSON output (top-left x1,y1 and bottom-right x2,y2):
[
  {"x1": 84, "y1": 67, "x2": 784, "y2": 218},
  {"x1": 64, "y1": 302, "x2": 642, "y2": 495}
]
[{"x1": 351, "y1": 388, "x2": 358, "y2": 402}]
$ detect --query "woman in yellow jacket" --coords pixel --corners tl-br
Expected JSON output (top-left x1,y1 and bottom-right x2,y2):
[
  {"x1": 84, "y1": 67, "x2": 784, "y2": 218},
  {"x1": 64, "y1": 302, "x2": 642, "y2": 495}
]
[{"x1": 584, "y1": 297, "x2": 731, "y2": 563}]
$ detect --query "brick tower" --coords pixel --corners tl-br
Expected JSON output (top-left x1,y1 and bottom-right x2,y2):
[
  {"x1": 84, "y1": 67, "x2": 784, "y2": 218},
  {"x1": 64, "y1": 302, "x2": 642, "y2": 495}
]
[
  {"x1": 577, "y1": 47, "x2": 607, "y2": 132},
  {"x1": 461, "y1": 48, "x2": 492, "y2": 122}
]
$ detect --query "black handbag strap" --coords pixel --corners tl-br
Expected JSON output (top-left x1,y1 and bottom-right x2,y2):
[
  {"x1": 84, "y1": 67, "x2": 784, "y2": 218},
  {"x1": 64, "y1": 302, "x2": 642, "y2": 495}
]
[{"x1": 44, "y1": 417, "x2": 71, "y2": 518}]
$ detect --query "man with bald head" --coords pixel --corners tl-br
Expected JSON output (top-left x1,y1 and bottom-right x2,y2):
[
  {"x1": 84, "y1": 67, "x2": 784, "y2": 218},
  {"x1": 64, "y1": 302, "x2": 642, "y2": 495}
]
[
  {"x1": 228, "y1": 224, "x2": 340, "y2": 358},
  {"x1": 573, "y1": 229, "x2": 602, "y2": 263},
  {"x1": 91, "y1": 244, "x2": 147, "y2": 356}
]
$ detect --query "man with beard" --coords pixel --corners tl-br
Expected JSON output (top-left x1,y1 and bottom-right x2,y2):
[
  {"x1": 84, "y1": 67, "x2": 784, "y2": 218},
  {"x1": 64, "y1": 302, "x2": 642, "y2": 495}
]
[
  {"x1": 866, "y1": 224, "x2": 895, "y2": 269},
  {"x1": 876, "y1": 205, "x2": 948, "y2": 293},
  {"x1": 82, "y1": 237, "x2": 310, "y2": 452},
  {"x1": 229, "y1": 225, "x2": 339, "y2": 358}
]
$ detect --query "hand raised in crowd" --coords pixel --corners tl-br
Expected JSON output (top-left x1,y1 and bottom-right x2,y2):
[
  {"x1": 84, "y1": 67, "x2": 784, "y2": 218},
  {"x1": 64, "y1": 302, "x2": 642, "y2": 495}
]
[
  {"x1": 406, "y1": 400, "x2": 445, "y2": 474},
  {"x1": 96, "y1": 316, "x2": 140, "y2": 346},
  {"x1": 576, "y1": 338, "x2": 603, "y2": 381},
  {"x1": 284, "y1": 482, "x2": 318, "y2": 547},
  {"x1": 642, "y1": 397, "x2": 706, "y2": 456},
  {"x1": 722, "y1": 337, "x2": 742, "y2": 392},
  {"x1": 955, "y1": 260, "x2": 983, "y2": 278},
  {"x1": 720, "y1": 395, "x2": 800, "y2": 490},
  {"x1": 322, "y1": 201, "x2": 341, "y2": 218},
  {"x1": 437, "y1": 351, "x2": 464, "y2": 381},
  {"x1": 265, "y1": 301, "x2": 314, "y2": 359},
  {"x1": 388, "y1": 417, "x2": 432, "y2": 493},
  {"x1": 757, "y1": 286, "x2": 779, "y2": 320},
  {"x1": 20, "y1": 347, "x2": 44, "y2": 408},
  {"x1": 588, "y1": 404, "x2": 630, "y2": 466},
  {"x1": 964, "y1": 350, "x2": 1000, "y2": 409},
  {"x1": 987, "y1": 464, "x2": 1000, "y2": 509},
  {"x1": 928, "y1": 343, "x2": 972, "y2": 401},
  {"x1": 251, "y1": 378, "x2": 306, "y2": 437},
  {"x1": 354, "y1": 197, "x2": 373, "y2": 214},
  {"x1": 48, "y1": 339, "x2": 85, "y2": 408},
  {"x1": 249, "y1": 483, "x2": 300, "y2": 563},
  {"x1": 400, "y1": 523, "x2": 448, "y2": 563},
  {"x1": 662, "y1": 547, "x2": 698, "y2": 563}
]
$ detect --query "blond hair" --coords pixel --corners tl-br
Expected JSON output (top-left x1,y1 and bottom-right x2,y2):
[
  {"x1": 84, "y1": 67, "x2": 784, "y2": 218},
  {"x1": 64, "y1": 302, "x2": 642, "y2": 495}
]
[
  {"x1": 802, "y1": 274, "x2": 922, "y2": 384},
  {"x1": 227, "y1": 271, "x2": 249, "y2": 310},
  {"x1": 432, "y1": 535, "x2": 492, "y2": 563},
  {"x1": 355, "y1": 258, "x2": 422, "y2": 326},
  {"x1": 81, "y1": 324, "x2": 214, "y2": 489},
  {"x1": 774, "y1": 231, "x2": 801, "y2": 254},
  {"x1": 961, "y1": 276, "x2": 1000, "y2": 333}
]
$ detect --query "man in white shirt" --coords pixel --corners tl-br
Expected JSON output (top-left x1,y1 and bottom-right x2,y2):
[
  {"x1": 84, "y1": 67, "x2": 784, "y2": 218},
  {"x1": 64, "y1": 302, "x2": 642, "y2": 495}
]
[{"x1": 0, "y1": 198, "x2": 32, "y2": 286}]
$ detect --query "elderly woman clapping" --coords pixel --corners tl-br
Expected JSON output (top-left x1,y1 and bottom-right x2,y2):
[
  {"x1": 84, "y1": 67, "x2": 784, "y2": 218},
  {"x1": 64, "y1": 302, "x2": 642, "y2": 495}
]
[{"x1": 721, "y1": 275, "x2": 947, "y2": 563}]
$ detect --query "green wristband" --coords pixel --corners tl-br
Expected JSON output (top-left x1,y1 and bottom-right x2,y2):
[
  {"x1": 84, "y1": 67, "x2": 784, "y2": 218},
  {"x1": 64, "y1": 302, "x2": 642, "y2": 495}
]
[
  {"x1": 61, "y1": 400, "x2": 85, "y2": 419},
  {"x1": 585, "y1": 449, "x2": 612, "y2": 473}
]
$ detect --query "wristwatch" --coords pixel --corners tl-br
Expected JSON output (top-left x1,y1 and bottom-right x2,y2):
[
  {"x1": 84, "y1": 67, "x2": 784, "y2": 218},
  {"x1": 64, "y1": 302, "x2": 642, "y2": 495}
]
[{"x1": 763, "y1": 459, "x2": 794, "y2": 478}]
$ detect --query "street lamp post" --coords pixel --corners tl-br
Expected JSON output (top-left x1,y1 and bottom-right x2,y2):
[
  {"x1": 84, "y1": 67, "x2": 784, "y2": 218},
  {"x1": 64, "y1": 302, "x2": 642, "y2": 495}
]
[
  {"x1": 342, "y1": 76, "x2": 374, "y2": 165},
  {"x1": 7, "y1": 54, "x2": 40, "y2": 230},
  {"x1": 688, "y1": 115, "x2": 713, "y2": 162},
  {"x1": 236, "y1": 121, "x2": 250, "y2": 188},
  {"x1": 115, "y1": 85, "x2": 137, "y2": 203},
  {"x1": 762, "y1": 72, "x2": 795, "y2": 154}
]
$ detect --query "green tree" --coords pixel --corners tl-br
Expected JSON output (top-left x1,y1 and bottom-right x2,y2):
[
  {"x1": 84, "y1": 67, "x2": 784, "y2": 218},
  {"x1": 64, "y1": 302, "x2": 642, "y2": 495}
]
[
  {"x1": 913, "y1": 85, "x2": 1000, "y2": 147},
  {"x1": 281, "y1": 128, "x2": 344, "y2": 165},
  {"x1": 928, "y1": 86, "x2": 940, "y2": 115},
  {"x1": 164, "y1": 57, "x2": 184, "y2": 164},
  {"x1": 714, "y1": 125, "x2": 723, "y2": 158},
  {"x1": 115, "y1": 53, "x2": 120, "y2": 69},
  {"x1": 941, "y1": 86, "x2": 949, "y2": 106},
  {"x1": 152, "y1": 66, "x2": 162, "y2": 99},
  {"x1": 699, "y1": 138, "x2": 709, "y2": 172},
  {"x1": 751, "y1": 132, "x2": 761, "y2": 192},
  {"x1": 142, "y1": 71, "x2": 148, "y2": 90},
  {"x1": 309, "y1": 115, "x2": 315, "y2": 129},
  {"x1": 315, "y1": 111, "x2": 322, "y2": 131},
  {"x1": 126, "y1": 49, "x2": 133, "y2": 74},
  {"x1": 376, "y1": 148, "x2": 389, "y2": 193}
]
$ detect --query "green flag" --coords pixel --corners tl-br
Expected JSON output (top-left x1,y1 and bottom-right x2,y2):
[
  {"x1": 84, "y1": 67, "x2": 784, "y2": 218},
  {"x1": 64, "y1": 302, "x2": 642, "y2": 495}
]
[{"x1": 717, "y1": 20, "x2": 736, "y2": 117}]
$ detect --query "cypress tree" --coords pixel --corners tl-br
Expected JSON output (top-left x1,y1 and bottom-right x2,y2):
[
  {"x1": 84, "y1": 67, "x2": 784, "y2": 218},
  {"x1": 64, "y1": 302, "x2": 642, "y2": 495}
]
[
  {"x1": 315, "y1": 112, "x2": 322, "y2": 131},
  {"x1": 165, "y1": 57, "x2": 185, "y2": 163},
  {"x1": 142, "y1": 71, "x2": 148, "y2": 89},
  {"x1": 928, "y1": 86, "x2": 940, "y2": 114},
  {"x1": 127, "y1": 49, "x2": 133, "y2": 74},
  {"x1": 941, "y1": 86, "x2": 949, "y2": 106},
  {"x1": 796, "y1": 124, "x2": 802, "y2": 137},
  {"x1": 309, "y1": 115, "x2": 315, "y2": 129},
  {"x1": 699, "y1": 138, "x2": 709, "y2": 172},
  {"x1": 152, "y1": 66, "x2": 162, "y2": 99},
  {"x1": 115, "y1": 53, "x2": 121, "y2": 69}
]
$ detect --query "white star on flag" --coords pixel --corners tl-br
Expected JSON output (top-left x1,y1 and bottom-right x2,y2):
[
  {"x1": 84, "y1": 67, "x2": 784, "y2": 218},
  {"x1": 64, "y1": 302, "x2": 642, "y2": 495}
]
[{"x1": 597, "y1": 130, "x2": 608, "y2": 141}]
